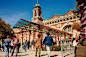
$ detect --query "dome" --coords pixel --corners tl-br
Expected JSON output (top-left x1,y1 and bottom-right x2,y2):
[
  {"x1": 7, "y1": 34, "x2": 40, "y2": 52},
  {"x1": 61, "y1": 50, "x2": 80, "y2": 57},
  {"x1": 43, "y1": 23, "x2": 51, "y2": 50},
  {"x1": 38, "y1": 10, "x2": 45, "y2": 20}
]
[{"x1": 35, "y1": 4, "x2": 40, "y2": 6}]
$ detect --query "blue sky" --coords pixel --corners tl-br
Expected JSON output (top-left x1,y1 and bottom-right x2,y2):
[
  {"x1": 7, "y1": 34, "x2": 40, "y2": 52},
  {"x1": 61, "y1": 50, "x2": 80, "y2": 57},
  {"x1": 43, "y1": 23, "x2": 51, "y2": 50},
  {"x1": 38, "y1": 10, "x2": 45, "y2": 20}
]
[{"x1": 0, "y1": 0, "x2": 76, "y2": 27}]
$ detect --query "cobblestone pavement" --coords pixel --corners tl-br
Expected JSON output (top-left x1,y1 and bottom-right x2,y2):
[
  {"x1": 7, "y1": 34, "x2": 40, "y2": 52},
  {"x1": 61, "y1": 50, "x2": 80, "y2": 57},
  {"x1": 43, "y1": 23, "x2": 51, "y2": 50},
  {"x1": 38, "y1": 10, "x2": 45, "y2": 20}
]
[{"x1": 0, "y1": 48, "x2": 74, "y2": 57}]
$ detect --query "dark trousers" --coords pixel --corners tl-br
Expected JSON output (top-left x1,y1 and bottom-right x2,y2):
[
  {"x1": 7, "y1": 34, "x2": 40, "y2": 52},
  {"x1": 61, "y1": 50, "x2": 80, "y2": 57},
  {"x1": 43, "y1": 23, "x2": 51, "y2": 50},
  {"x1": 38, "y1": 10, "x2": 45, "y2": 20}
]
[
  {"x1": 5, "y1": 45, "x2": 9, "y2": 57},
  {"x1": 74, "y1": 47, "x2": 77, "y2": 57},
  {"x1": 11, "y1": 46, "x2": 15, "y2": 56},
  {"x1": 11, "y1": 46, "x2": 19, "y2": 57},
  {"x1": 27, "y1": 41, "x2": 30, "y2": 49}
]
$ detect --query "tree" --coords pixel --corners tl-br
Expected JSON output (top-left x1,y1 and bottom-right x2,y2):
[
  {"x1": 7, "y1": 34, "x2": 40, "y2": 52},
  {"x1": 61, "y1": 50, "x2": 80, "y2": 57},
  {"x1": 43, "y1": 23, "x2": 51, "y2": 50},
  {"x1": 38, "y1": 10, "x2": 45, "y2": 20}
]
[{"x1": 0, "y1": 18, "x2": 14, "y2": 39}]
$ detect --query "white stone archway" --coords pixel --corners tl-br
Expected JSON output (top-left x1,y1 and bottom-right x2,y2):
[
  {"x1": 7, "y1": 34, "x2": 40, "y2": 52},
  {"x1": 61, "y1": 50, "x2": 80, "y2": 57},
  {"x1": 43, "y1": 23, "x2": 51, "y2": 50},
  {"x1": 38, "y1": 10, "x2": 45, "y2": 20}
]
[{"x1": 61, "y1": 22, "x2": 73, "y2": 33}]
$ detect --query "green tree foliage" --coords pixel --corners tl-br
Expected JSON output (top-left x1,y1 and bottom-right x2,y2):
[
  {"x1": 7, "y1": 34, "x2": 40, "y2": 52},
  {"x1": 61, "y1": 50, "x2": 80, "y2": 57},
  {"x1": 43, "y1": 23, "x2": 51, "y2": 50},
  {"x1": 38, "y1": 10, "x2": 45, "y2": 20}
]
[{"x1": 0, "y1": 18, "x2": 14, "y2": 39}]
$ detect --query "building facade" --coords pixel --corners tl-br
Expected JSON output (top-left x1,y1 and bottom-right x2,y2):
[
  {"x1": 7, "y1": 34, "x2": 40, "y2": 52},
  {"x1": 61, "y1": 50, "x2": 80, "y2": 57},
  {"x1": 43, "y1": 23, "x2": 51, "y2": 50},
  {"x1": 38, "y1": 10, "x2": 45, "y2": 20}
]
[
  {"x1": 43, "y1": 10, "x2": 80, "y2": 39},
  {"x1": 13, "y1": 1, "x2": 80, "y2": 45}
]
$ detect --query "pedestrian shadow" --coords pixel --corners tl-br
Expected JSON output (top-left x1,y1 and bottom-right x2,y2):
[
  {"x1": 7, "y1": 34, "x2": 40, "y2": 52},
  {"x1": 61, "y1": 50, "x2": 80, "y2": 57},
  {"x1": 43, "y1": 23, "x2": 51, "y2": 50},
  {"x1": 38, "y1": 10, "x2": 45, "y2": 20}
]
[
  {"x1": 50, "y1": 55, "x2": 58, "y2": 57},
  {"x1": 41, "y1": 54, "x2": 58, "y2": 57},
  {"x1": 41, "y1": 54, "x2": 48, "y2": 56}
]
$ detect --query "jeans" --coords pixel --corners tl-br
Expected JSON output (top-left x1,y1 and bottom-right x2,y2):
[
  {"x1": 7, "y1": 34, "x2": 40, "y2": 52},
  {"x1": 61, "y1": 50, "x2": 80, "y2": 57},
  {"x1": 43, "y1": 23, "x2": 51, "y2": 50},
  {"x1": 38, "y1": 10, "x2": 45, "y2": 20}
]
[
  {"x1": 46, "y1": 45, "x2": 51, "y2": 57},
  {"x1": 4, "y1": 45, "x2": 9, "y2": 57}
]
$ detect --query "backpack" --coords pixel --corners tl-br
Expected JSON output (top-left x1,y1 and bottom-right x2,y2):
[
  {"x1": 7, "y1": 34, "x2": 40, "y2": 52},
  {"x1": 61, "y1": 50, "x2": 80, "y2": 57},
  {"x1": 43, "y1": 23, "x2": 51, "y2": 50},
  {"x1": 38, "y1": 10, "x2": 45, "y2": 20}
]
[{"x1": 43, "y1": 36, "x2": 53, "y2": 46}]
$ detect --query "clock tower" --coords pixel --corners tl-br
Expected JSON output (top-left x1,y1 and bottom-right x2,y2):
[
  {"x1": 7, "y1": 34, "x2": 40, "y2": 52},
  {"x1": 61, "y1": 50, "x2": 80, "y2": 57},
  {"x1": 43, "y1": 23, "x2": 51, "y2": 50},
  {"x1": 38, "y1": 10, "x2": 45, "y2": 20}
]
[{"x1": 32, "y1": 0, "x2": 43, "y2": 25}]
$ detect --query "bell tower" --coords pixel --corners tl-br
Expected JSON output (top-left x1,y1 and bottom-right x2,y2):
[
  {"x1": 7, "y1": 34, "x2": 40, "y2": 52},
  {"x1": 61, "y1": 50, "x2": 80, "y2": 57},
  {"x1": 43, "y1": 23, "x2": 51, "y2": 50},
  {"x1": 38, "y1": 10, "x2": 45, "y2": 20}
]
[{"x1": 32, "y1": 0, "x2": 43, "y2": 25}]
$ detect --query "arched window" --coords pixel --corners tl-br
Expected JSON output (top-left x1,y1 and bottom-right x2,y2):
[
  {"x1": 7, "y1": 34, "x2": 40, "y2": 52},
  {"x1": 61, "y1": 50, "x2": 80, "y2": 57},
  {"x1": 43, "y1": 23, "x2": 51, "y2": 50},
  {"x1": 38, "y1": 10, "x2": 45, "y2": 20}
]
[
  {"x1": 60, "y1": 20, "x2": 62, "y2": 22},
  {"x1": 58, "y1": 20, "x2": 59, "y2": 22},
  {"x1": 77, "y1": 16, "x2": 80, "y2": 18},
  {"x1": 34, "y1": 10, "x2": 36, "y2": 16},
  {"x1": 38, "y1": 8, "x2": 41, "y2": 16},
  {"x1": 67, "y1": 18, "x2": 69, "y2": 20},
  {"x1": 55, "y1": 21, "x2": 57, "y2": 23},
  {"x1": 63, "y1": 19, "x2": 65, "y2": 21},
  {"x1": 73, "y1": 16, "x2": 76, "y2": 19},
  {"x1": 63, "y1": 25, "x2": 72, "y2": 32},
  {"x1": 50, "y1": 22, "x2": 51, "y2": 24},
  {"x1": 70, "y1": 17, "x2": 72, "y2": 19},
  {"x1": 52, "y1": 21, "x2": 54, "y2": 23}
]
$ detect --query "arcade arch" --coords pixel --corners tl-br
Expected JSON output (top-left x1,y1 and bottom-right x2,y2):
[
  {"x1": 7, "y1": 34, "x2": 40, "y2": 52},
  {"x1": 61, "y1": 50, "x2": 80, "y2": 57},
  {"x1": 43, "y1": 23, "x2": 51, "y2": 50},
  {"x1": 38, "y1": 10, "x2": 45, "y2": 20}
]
[{"x1": 61, "y1": 22, "x2": 73, "y2": 33}]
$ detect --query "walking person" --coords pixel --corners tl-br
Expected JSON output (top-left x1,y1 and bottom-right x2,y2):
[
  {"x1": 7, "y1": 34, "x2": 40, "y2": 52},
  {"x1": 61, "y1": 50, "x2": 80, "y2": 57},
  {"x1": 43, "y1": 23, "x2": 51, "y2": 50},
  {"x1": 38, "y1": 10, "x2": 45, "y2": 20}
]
[
  {"x1": 35, "y1": 33, "x2": 43, "y2": 57},
  {"x1": 31, "y1": 39, "x2": 35, "y2": 50},
  {"x1": 10, "y1": 39, "x2": 14, "y2": 53},
  {"x1": 27, "y1": 40, "x2": 30, "y2": 49},
  {"x1": 11, "y1": 36, "x2": 20, "y2": 57},
  {"x1": 23, "y1": 40, "x2": 27, "y2": 52},
  {"x1": 43, "y1": 33, "x2": 54, "y2": 57},
  {"x1": 16, "y1": 40, "x2": 21, "y2": 53},
  {"x1": 4, "y1": 36, "x2": 11, "y2": 57},
  {"x1": 72, "y1": 38, "x2": 78, "y2": 57}
]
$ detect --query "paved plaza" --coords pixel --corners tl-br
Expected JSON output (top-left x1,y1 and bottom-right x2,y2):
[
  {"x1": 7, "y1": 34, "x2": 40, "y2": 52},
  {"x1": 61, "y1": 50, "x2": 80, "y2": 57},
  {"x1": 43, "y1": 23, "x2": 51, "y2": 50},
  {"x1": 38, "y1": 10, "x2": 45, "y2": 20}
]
[{"x1": 0, "y1": 48, "x2": 74, "y2": 57}]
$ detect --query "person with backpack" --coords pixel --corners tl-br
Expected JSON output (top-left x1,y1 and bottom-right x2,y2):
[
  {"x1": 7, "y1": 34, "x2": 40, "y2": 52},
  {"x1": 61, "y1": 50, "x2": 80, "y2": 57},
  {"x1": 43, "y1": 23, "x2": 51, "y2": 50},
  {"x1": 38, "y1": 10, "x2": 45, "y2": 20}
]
[{"x1": 43, "y1": 33, "x2": 54, "y2": 57}]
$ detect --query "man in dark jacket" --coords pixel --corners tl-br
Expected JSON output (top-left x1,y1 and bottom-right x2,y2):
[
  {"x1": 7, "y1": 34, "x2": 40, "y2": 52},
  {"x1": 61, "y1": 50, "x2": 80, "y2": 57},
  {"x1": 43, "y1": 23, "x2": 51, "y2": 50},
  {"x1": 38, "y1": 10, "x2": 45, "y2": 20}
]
[{"x1": 43, "y1": 33, "x2": 53, "y2": 57}]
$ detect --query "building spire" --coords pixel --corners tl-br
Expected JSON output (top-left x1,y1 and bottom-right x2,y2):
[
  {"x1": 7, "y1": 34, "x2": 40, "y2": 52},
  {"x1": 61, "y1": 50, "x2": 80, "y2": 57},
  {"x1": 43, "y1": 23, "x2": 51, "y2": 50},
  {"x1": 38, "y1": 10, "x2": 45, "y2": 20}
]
[
  {"x1": 37, "y1": 0, "x2": 39, "y2": 4},
  {"x1": 35, "y1": 0, "x2": 40, "y2": 7}
]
